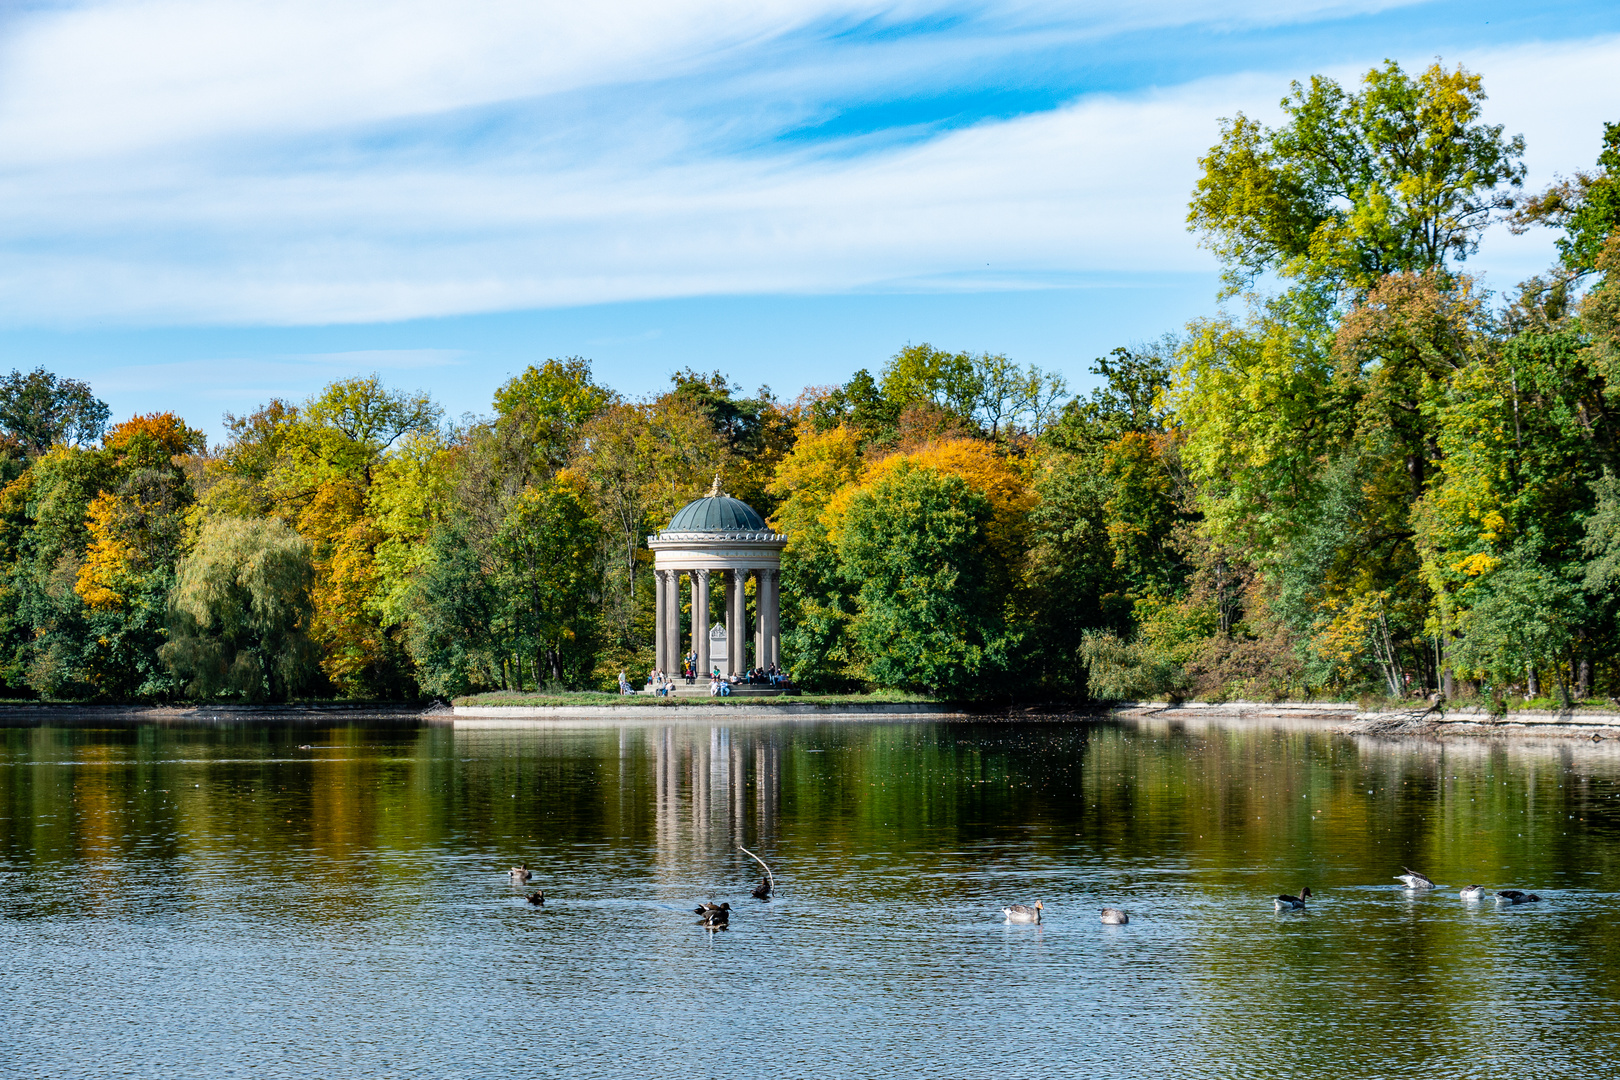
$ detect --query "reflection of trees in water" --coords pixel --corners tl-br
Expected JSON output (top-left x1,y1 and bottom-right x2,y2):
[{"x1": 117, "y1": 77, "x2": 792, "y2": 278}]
[{"x1": 1091, "y1": 719, "x2": 1620, "y2": 862}]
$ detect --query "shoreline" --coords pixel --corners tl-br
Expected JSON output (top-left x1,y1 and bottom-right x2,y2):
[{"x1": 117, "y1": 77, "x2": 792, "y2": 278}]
[
  {"x1": 452, "y1": 699, "x2": 1620, "y2": 737},
  {"x1": 1113, "y1": 700, "x2": 1620, "y2": 738},
  {"x1": 448, "y1": 701, "x2": 972, "y2": 723},
  {"x1": 0, "y1": 699, "x2": 1614, "y2": 739},
  {"x1": 0, "y1": 703, "x2": 431, "y2": 726}
]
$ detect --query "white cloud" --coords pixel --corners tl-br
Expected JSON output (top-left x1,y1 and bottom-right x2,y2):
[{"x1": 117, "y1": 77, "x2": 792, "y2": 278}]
[
  {"x1": 0, "y1": 74, "x2": 1254, "y2": 323},
  {"x1": 1370, "y1": 37, "x2": 1620, "y2": 286},
  {"x1": 0, "y1": 0, "x2": 863, "y2": 163},
  {"x1": 0, "y1": 2, "x2": 1610, "y2": 326},
  {"x1": 0, "y1": 0, "x2": 1428, "y2": 166}
]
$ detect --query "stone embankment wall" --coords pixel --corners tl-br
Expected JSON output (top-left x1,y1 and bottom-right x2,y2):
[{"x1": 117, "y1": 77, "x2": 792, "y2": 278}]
[
  {"x1": 1114, "y1": 701, "x2": 1620, "y2": 738},
  {"x1": 448, "y1": 702, "x2": 966, "y2": 724}
]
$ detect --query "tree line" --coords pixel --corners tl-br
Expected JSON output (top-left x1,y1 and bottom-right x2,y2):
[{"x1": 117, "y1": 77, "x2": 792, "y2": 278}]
[{"x1": 2, "y1": 59, "x2": 1617, "y2": 707}]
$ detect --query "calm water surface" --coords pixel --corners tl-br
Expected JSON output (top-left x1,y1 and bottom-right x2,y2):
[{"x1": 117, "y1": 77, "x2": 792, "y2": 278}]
[{"x1": 4, "y1": 716, "x2": 1620, "y2": 1078}]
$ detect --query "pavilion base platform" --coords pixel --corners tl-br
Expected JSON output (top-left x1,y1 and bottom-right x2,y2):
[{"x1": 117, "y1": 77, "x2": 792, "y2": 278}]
[{"x1": 657, "y1": 683, "x2": 798, "y2": 699}]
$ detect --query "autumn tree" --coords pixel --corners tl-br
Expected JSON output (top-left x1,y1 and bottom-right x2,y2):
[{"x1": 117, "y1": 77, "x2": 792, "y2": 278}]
[
  {"x1": 1511, "y1": 121, "x2": 1620, "y2": 275},
  {"x1": 161, "y1": 516, "x2": 320, "y2": 701},
  {"x1": 668, "y1": 370, "x2": 796, "y2": 515},
  {"x1": 0, "y1": 368, "x2": 111, "y2": 460},
  {"x1": 494, "y1": 476, "x2": 602, "y2": 686},
  {"x1": 879, "y1": 344, "x2": 1067, "y2": 444},
  {"x1": 574, "y1": 396, "x2": 727, "y2": 682},
  {"x1": 228, "y1": 376, "x2": 445, "y2": 697},
  {"x1": 803, "y1": 369, "x2": 899, "y2": 443},
  {"x1": 492, "y1": 357, "x2": 615, "y2": 480},
  {"x1": 0, "y1": 445, "x2": 110, "y2": 697},
  {"x1": 1189, "y1": 59, "x2": 1525, "y2": 296},
  {"x1": 0, "y1": 409, "x2": 205, "y2": 700},
  {"x1": 1045, "y1": 340, "x2": 1175, "y2": 454},
  {"x1": 835, "y1": 462, "x2": 1012, "y2": 696},
  {"x1": 767, "y1": 423, "x2": 864, "y2": 687}
]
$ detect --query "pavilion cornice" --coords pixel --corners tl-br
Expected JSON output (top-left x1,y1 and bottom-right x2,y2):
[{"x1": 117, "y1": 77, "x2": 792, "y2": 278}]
[{"x1": 648, "y1": 530, "x2": 786, "y2": 546}]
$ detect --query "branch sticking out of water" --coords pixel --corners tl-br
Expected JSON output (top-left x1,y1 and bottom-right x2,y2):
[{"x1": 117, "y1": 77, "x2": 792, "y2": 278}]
[{"x1": 739, "y1": 845, "x2": 775, "y2": 894}]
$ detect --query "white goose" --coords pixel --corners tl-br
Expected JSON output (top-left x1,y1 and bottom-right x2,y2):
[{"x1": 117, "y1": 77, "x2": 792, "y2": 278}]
[
  {"x1": 1395, "y1": 867, "x2": 1435, "y2": 889},
  {"x1": 1003, "y1": 901, "x2": 1044, "y2": 924}
]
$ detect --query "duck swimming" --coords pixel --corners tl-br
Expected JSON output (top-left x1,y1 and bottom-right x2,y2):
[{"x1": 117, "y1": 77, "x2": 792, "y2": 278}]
[
  {"x1": 1275, "y1": 887, "x2": 1312, "y2": 912},
  {"x1": 1395, "y1": 867, "x2": 1435, "y2": 889},
  {"x1": 751, "y1": 877, "x2": 771, "y2": 900},
  {"x1": 1459, "y1": 885, "x2": 1486, "y2": 901},
  {"x1": 1100, "y1": 908, "x2": 1129, "y2": 925},
  {"x1": 526, "y1": 891, "x2": 544, "y2": 906},
  {"x1": 509, "y1": 864, "x2": 532, "y2": 883},
  {"x1": 1002, "y1": 901, "x2": 1043, "y2": 924},
  {"x1": 1495, "y1": 890, "x2": 1542, "y2": 905},
  {"x1": 695, "y1": 902, "x2": 731, "y2": 925}
]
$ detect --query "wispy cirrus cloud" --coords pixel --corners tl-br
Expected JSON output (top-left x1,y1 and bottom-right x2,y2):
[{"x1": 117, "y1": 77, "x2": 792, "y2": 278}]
[
  {"x1": 0, "y1": 0, "x2": 1611, "y2": 328},
  {"x1": 0, "y1": 73, "x2": 1259, "y2": 323},
  {"x1": 0, "y1": 0, "x2": 1432, "y2": 166}
]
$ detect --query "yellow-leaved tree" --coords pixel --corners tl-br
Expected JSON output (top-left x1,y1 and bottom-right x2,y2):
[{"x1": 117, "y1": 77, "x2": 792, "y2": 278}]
[{"x1": 204, "y1": 376, "x2": 443, "y2": 698}]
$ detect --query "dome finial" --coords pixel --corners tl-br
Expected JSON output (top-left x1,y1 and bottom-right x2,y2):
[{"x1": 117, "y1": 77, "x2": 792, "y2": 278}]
[{"x1": 662, "y1": 486, "x2": 765, "y2": 532}]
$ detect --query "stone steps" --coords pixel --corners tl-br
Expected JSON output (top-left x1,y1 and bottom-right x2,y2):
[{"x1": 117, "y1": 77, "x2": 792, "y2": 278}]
[{"x1": 647, "y1": 682, "x2": 795, "y2": 698}]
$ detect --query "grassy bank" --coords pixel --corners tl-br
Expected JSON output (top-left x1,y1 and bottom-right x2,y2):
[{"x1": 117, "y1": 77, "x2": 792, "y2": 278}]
[{"x1": 452, "y1": 689, "x2": 940, "y2": 708}]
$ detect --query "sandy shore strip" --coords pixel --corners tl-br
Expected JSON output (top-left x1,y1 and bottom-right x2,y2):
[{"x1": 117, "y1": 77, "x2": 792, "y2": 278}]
[{"x1": 1114, "y1": 700, "x2": 1620, "y2": 738}]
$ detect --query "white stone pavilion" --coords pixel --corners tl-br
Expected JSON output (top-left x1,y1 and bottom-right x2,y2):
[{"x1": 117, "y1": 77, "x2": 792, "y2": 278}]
[{"x1": 647, "y1": 480, "x2": 785, "y2": 679}]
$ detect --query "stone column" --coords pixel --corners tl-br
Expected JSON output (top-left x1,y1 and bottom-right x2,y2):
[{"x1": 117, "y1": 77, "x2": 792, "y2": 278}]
[
  {"x1": 722, "y1": 570, "x2": 738, "y2": 677},
  {"x1": 738, "y1": 569, "x2": 748, "y2": 670},
  {"x1": 767, "y1": 567, "x2": 781, "y2": 670},
  {"x1": 691, "y1": 569, "x2": 710, "y2": 680},
  {"x1": 753, "y1": 569, "x2": 766, "y2": 672},
  {"x1": 666, "y1": 569, "x2": 682, "y2": 676},
  {"x1": 654, "y1": 569, "x2": 669, "y2": 675}
]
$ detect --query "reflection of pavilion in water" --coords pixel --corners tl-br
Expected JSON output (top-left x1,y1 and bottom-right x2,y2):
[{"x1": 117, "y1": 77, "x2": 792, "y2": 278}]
[{"x1": 649, "y1": 725, "x2": 782, "y2": 871}]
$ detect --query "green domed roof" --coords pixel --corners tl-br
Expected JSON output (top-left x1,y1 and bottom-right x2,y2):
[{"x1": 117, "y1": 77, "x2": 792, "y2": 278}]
[{"x1": 666, "y1": 494, "x2": 766, "y2": 532}]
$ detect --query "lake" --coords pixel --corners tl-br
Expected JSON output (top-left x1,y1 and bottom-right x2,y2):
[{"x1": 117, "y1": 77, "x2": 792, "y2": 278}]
[{"x1": 4, "y1": 715, "x2": 1619, "y2": 1077}]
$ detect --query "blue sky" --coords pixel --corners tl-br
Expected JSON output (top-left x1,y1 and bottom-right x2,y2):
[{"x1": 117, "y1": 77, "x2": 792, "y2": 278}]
[{"x1": 0, "y1": 0, "x2": 1616, "y2": 438}]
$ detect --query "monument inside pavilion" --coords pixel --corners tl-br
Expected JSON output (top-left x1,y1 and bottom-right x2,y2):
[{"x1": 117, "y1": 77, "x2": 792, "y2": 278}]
[{"x1": 647, "y1": 479, "x2": 786, "y2": 690}]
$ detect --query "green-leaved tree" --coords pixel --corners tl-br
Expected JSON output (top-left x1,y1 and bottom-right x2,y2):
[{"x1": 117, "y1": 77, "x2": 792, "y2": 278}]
[
  {"x1": 162, "y1": 516, "x2": 321, "y2": 701},
  {"x1": 1189, "y1": 59, "x2": 1525, "y2": 296},
  {"x1": 836, "y1": 462, "x2": 1011, "y2": 697}
]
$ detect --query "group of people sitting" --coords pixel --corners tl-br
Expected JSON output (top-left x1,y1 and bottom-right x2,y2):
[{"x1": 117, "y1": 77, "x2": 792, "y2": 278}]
[
  {"x1": 621, "y1": 669, "x2": 683, "y2": 696},
  {"x1": 745, "y1": 666, "x2": 790, "y2": 688},
  {"x1": 617, "y1": 663, "x2": 793, "y2": 696}
]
